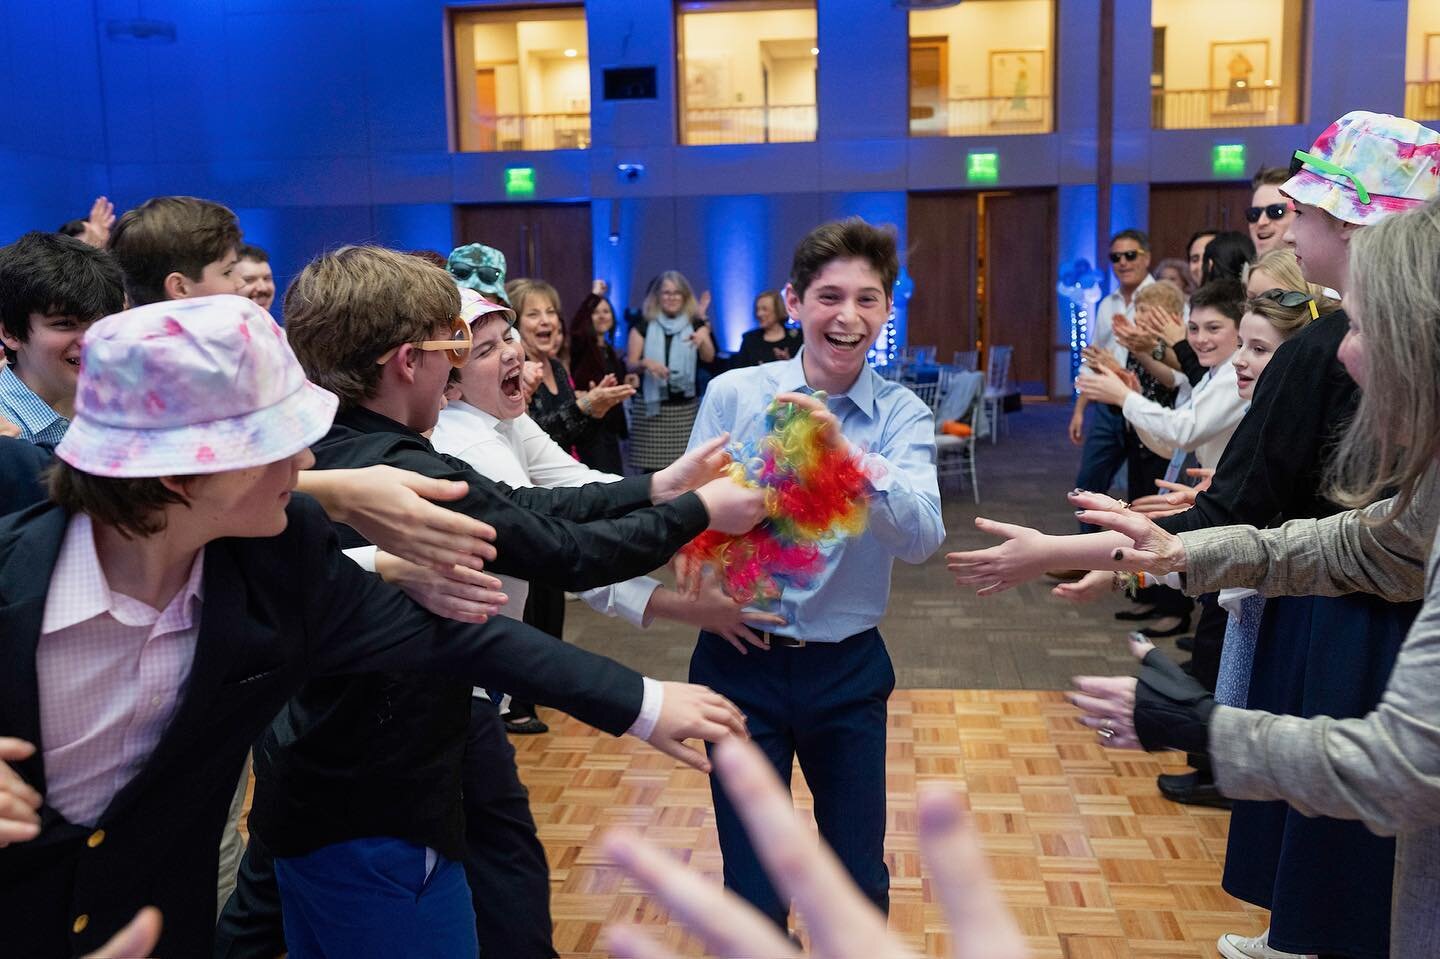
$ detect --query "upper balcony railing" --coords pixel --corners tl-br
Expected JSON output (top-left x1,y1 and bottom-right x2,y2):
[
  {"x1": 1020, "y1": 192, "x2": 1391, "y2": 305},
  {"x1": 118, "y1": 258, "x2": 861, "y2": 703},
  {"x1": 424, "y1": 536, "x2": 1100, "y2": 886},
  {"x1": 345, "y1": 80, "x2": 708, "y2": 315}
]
[
  {"x1": 681, "y1": 104, "x2": 816, "y2": 146},
  {"x1": 910, "y1": 95, "x2": 1053, "y2": 137},
  {"x1": 1404, "y1": 82, "x2": 1440, "y2": 122},
  {"x1": 1152, "y1": 86, "x2": 1287, "y2": 130},
  {"x1": 465, "y1": 113, "x2": 591, "y2": 152}
]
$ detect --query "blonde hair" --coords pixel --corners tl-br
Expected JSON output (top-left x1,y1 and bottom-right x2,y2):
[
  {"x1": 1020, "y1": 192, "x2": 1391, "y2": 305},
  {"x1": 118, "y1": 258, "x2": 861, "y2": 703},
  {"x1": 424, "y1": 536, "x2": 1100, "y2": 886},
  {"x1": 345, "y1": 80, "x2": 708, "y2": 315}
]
[
  {"x1": 1329, "y1": 197, "x2": 1440, "y2": 525},
  {"x1": 642, "y1": 270, "x2": 699, "y2": 321},
  {"x1": 504, "y1": 278, "x2": 562, "y2": 318},
  {"x1": 1243, "y1": 249, "x2": 1340, "y2": 314},
  {"x1": 285, "y1": 245, "x2": 458, "y2": 409},
  {"x1": 1134, "y1": 281, "x2": 1185, "y2": 317},
  {"x1": 1242, "y1": 294, "x2": 1317, "y2": 339}
]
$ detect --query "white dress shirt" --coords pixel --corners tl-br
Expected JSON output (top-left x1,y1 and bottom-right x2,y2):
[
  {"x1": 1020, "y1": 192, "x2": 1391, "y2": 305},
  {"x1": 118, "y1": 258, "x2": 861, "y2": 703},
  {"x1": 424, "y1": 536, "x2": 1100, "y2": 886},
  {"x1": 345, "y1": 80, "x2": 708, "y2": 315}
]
[
  {"x1": 428, "y1": 400, "x2": 663, "y2": 625},
  {"x1": 1090, "y1": 274, "x2": 1154, "y2": 365},
  {"x1": 1122, "y1": 358, "x2": 1245, "y2": 469}
]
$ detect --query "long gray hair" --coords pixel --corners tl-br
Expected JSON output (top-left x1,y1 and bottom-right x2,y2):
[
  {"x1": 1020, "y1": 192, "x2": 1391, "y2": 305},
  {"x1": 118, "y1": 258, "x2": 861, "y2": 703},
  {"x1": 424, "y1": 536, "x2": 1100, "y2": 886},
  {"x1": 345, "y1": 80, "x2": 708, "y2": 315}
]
[{"x1": 1329, "y1": 197, "x2": 1440, "y2": 525}]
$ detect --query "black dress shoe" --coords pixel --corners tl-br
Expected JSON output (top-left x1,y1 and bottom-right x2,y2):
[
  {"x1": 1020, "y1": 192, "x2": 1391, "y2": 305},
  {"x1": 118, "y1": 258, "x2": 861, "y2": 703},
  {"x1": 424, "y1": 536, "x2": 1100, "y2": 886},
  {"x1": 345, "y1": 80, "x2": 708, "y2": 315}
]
[
  {"x1": 1115, "y1": 606, "x2": 1162, "y2": 621},
  {"x1": 504, "y1": 713, "x2": 550, "y2": 735},
  {"x1": 1158, "y1": 770, "x2": 1232, "y2": 808},
  {"x1": 1139, "y1": 612, "x2": 1192, "y2": 638}
]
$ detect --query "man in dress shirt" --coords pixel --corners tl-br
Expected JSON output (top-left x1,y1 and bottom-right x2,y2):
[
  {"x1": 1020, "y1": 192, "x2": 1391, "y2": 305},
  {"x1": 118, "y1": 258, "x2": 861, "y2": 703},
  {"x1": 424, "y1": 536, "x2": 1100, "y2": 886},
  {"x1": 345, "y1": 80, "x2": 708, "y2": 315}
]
[
  {"x1": 0, "y1": 232, "x2": 125, "y2": 448},
  {"x1": 684, "y1": 217, "x2": 946, "y2": 930},
  {"x1": 1069, "y1": 230, "x2": 1154, "y2": 532},
  {"x1": 0, "y1": 294, "x2": 748, "y2": 957}
]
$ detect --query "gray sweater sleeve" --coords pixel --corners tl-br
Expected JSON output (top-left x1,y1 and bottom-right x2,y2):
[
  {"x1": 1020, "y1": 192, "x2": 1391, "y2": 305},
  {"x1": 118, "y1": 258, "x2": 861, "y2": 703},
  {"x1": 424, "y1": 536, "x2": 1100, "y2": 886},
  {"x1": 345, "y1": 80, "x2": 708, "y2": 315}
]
[
  {"x1": 1175, "y1": 466, "x2": 1438, "y2": 601},
  {"x1": 1209, "y1": 521, "x2": 1440, "y2": 836}
]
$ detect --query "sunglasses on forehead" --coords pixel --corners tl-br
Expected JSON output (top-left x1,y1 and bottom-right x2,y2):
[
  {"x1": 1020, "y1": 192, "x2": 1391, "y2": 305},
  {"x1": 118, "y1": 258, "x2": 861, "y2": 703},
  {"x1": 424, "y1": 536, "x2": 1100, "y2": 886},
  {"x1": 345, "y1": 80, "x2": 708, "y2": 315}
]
[
  {"x1": 450, "y1": 263, "x2": 503, "y2": 285},
  {"x1": 1290, "y1": 149, "x2": 1372, "y2": 205},
  {"x1": 1109, "y1": 250, "x2": 1142, "y2": 263},
  {"x1": 1245, "y1": 202, "x2": 1292, "y2": 223},
  {"x1": 1259, "y1": 288, "x2": 1320, "y2": 320},
  {"x1": 375, "y1": 314, "x2": 473, "y2": 368}
]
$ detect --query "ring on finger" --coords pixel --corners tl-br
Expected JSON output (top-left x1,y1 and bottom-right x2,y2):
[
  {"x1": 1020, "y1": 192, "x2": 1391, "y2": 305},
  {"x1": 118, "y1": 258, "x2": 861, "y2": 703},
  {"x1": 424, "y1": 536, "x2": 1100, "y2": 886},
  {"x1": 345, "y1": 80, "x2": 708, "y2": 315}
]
[{"x1": 1099, "y1": 726, "x2": 1116, "y2": 740}]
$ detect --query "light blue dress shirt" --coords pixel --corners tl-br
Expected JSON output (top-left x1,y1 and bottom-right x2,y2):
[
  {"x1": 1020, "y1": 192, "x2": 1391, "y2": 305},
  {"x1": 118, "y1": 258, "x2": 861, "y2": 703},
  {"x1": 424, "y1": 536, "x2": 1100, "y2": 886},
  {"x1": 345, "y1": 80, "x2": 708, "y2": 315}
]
[
  {"x1": 0, "y1": 366, "x2": 68, "y2": 447},
  {"x1": 687, "y1": 351, "x2": 945, "y2": 641}
]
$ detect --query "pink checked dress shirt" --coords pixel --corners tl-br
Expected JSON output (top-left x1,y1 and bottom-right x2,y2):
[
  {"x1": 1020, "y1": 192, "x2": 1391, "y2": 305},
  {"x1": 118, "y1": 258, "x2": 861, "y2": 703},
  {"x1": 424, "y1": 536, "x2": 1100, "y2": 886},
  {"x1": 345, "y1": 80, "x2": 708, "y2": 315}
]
[{"x1": 36, "y1": 514, "x2": 205, "y2": 826}]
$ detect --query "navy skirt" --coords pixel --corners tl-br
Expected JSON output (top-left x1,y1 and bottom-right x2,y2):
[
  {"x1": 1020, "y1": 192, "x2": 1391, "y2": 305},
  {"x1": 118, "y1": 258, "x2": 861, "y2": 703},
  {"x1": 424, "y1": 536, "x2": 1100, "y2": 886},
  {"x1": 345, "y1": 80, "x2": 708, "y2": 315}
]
[{"x1": 1222, "y1": 592, "x2": 1418, "y2": 959}]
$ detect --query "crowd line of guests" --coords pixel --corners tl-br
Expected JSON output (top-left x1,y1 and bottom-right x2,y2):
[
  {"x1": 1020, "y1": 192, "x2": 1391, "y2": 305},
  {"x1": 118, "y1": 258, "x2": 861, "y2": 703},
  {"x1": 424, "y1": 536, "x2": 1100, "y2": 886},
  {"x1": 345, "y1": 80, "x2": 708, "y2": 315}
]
[{"x1": 4, "y1": 107, "x2": 1440, "y2": 959}]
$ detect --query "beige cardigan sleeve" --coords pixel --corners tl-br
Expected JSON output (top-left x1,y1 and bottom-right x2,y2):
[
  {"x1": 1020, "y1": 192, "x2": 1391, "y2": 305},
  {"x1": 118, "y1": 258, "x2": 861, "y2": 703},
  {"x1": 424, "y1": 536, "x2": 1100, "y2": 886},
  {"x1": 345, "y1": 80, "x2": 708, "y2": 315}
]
[
  {"x1": 1209, "y1": 523, "x2": 1440, "y2": 835},
  {"x1": 1175, "y1": 466, "x2": 1438, "y2": 601}
]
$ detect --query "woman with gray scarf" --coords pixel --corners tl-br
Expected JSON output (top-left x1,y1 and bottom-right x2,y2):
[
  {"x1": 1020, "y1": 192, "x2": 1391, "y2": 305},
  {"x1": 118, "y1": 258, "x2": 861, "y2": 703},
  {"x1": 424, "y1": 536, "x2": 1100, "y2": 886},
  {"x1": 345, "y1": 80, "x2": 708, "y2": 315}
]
[{"x1": 626, "y1": 270, "x2": 715, "y2": 471}]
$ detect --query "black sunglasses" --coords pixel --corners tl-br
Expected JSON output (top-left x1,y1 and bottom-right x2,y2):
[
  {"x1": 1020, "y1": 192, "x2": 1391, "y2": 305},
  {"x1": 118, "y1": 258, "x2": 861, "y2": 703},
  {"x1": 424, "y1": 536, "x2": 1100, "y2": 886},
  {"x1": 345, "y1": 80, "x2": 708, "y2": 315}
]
[
  {"x1": 451, "y1": 263, "x2": 503, "y2": 285},
  {"x1": 1259, "y1": 289, "x2": 1312, "y2": 307},
  {"x1": 1245, "y1": 203, "x2": 1292, "y2": 223},
  {"x1": 1109, "y1": 250, "x2": 1141, "y2": 263}
]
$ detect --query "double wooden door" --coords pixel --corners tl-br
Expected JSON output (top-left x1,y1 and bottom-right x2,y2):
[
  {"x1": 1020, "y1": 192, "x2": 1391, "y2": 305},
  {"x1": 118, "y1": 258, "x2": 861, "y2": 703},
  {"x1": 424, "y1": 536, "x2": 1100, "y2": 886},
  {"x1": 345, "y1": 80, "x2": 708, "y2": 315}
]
[
  {"x1": 1147, "y1": 184, "x2": 1253, "y2": 263},
  {"x1": 454, "y1": 203, "x2": 593, "y2": 315},
  {"x1": 907, "y1": 190, "x2": 1057, "y2": 395}
]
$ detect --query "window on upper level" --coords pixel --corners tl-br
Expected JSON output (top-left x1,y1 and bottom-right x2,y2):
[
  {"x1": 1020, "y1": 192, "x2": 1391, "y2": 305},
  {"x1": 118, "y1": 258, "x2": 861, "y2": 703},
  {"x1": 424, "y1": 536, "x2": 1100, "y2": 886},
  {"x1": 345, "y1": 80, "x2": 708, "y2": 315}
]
[
  {"x1": 1151, "y1": 0, "x2": 1304, "y2": 130},
  {"x1": 908, "y1": 0, "x2": 1055, "y2": 138},
  {"x1": 451, "y1": 6, "x2": 591, "y2": 152},
  {"x1": 1405, "y1": 0, "x2": 1440, "y2": 122},
  {"x1": 677, "y1": 1, "x2": 817, "y2": 146}
]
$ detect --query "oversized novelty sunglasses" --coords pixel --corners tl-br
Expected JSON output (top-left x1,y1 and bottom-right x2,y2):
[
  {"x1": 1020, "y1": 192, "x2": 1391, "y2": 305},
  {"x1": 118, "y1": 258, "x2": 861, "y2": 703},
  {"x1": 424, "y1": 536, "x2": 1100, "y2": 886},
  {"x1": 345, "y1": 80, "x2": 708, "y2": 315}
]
[
  {"x1": 1109, "y1": 250, "x2": 1142, "y2": 263},
  {"x1": 376, "y1": 314, "x2": 473, "y2": 368},
  {"x1": 1245, "y1": 202, "x2": 1292, "y2": 223},
  {"x1": 1290, "y1": 150, "x2": 1372, "y2": 205},
  {"x1": 450, "y1": 262, "x2": 503, "y2": 285},
  {"x1": 1258, "y1": 288, "x2": 1320, "y2": 320}
]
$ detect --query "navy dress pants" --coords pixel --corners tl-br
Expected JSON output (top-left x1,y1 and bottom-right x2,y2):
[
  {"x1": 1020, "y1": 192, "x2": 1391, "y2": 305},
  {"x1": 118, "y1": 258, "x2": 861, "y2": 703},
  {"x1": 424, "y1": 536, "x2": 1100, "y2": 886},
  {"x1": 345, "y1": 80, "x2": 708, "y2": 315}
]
[{"x1": 689, "y1": 628, "x2": 895, "y2": 929}]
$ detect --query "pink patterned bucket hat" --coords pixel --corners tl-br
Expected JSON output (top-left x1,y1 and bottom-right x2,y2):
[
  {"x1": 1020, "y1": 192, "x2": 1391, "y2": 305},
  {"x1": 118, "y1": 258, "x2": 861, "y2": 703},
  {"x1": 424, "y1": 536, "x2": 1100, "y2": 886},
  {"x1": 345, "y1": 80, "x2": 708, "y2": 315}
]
[
  {"x1": 457, "y1": 287, "x2": 516, "y2": 329},
  {"x1": 56, "y1": 294, "x2": 337, "y2": 477},
  {"x1": 1283, "y1": 111, "x2": 1440, "y2": 225}
]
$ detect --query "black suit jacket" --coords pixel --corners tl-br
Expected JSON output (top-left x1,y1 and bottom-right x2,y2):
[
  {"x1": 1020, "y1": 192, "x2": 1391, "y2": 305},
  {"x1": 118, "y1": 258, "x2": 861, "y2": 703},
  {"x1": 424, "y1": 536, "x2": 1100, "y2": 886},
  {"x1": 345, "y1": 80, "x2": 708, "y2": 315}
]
[
  {"x1": 0, "y1": 437, "x2": 53, "y2": 515},
  {"x1": 0, "y1": 496, "x2": 643, "y2": 957},
  {"x1": 247, "y1": 407, "x2": 712, "y2": 864}
]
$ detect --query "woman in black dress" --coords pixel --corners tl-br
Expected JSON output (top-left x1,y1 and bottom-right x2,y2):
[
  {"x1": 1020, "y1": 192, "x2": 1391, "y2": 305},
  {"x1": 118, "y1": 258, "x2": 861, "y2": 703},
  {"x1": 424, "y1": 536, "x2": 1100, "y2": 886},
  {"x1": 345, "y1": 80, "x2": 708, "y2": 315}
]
[
  {"x1": 567, "y1": 282, "x2": 635, "y2": 473},
  {"x1": 734, "y1": 289, "x2": 802, "y2": 367}
]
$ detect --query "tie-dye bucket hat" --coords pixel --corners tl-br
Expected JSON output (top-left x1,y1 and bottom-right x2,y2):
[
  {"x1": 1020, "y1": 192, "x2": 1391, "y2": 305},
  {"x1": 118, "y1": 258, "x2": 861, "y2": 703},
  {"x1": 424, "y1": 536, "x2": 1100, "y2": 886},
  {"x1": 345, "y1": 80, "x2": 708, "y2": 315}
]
[
  {"x1": 447, "y1": 243, "x2": 508, "y2": 300},
  {"x1": 458, "y1": 287, "x2": 516, "y2": 329},
  {"x1": 56, "y1": 294, "x2": 337, "y2": 477},
  {"x1": 1283, "y1": 111, "x2": 1440, "y2": 225}
]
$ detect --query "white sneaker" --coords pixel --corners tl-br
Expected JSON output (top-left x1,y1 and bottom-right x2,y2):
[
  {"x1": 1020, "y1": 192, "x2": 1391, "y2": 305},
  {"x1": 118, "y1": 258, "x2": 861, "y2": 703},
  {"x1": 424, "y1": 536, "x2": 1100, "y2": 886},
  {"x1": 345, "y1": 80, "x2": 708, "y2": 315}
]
[{"x1": 1216, "y1": 928, "x2": 1316, "y2": 959}]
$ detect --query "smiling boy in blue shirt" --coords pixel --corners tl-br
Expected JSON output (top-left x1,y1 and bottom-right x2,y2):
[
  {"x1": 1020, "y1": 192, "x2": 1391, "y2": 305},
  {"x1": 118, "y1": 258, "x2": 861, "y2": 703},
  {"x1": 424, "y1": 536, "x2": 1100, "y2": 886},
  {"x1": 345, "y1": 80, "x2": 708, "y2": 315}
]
[{"x1": 687, "y1": 217, "x2": 945, "y2": 929}]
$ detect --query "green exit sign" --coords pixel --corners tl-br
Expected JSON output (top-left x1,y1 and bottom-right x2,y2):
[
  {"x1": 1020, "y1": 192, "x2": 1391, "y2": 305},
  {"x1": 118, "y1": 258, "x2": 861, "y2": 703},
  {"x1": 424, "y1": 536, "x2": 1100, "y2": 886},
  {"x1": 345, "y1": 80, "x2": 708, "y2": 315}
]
[
  {"x1": 1212, "y1": 143, "x2": 1247, "y2": 178},
  {"x1": 505, "y1": 166, "x2": 537, "y2": 199},
  {"x1": 966, "y1": 152, "x2": 1000, "y2": 184}
]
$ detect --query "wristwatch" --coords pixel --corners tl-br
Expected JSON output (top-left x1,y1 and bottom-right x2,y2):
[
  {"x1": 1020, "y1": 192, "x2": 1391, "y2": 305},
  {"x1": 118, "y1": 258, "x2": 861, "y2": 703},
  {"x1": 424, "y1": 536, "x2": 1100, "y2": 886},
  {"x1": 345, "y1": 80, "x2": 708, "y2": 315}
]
[{"x1": 1150, "y1": 341, "x2": 1167, "y2": 361}]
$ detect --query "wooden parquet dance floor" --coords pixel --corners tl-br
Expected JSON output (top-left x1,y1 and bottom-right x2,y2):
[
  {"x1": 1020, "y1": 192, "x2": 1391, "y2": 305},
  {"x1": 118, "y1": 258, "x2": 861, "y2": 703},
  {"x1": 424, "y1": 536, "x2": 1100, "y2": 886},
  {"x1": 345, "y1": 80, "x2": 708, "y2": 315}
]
[{"x1": 516, "y1": 689, "x2": 1269, "y2": 959}]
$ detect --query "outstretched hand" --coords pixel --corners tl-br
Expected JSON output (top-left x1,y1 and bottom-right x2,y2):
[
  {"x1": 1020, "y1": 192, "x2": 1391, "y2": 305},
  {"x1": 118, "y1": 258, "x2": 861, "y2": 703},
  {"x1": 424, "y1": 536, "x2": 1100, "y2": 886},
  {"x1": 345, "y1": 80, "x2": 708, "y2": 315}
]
[
  {"x1": 1068, "y1": 491, "x2": 1187, "y2": 575},
  {"x1": 602, "y1": 737, "x2": 1029, "y2": 959},
  {"x1": 946, "y1": 517, "x2": 1053, "y2": 595}
]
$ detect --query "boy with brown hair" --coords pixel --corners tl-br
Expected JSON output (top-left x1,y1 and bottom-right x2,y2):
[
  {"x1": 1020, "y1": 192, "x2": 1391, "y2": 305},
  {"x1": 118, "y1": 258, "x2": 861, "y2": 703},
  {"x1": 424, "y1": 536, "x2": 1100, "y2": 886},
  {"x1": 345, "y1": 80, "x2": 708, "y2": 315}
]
[
  {"x1": 685, "y1": 217, "x2": 945, "y2": 930},
  {"x1": 107, "y1": 195, "x2": 244, "y2": 305}
]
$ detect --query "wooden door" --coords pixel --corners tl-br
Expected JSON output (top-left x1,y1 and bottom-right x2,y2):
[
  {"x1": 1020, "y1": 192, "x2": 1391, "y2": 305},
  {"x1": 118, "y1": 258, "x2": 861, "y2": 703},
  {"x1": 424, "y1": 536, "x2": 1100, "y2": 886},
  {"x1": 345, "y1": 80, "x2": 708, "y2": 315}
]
[
  {"x1": 473, "y1": 69, "x2": 498, "y2": 152},
  {"x1": 906, "y1": 191, "x2": 978, "y2": 364},
  {"x1": 983, "y1": 191, "x2": 1056, "y2": 395},
  {"x1": 1148, "y1": 183, "x2": 1253, "y2": 264},
  {"x1": 454, "y1": 203, "x2": 593, "y2": 316},
  {"x1": 909, "y1": 37, "x2": 948, "y2": 134}
]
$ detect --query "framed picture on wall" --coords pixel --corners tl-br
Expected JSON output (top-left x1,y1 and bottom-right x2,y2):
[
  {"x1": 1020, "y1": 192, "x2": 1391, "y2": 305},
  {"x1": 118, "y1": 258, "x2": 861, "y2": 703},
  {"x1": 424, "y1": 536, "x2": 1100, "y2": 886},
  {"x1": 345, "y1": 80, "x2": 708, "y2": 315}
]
[
  {"x1": 1425, "y1": 34, "x2": 1440, "y2": 109},
  {"x1": 988, "y1": 50, "x2": 1046, "y2": 125},
  {"x1": 1209, "y1": 39, "x2": 1270, "y2": 116}
]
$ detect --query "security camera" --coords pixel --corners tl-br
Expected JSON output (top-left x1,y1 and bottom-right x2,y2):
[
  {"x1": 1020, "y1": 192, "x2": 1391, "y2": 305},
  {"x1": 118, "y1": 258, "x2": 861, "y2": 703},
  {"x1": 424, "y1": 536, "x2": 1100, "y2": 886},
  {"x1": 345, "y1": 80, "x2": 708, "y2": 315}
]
[{"x1": 617, "y1": 163, "x2": 645, "y2": 182}]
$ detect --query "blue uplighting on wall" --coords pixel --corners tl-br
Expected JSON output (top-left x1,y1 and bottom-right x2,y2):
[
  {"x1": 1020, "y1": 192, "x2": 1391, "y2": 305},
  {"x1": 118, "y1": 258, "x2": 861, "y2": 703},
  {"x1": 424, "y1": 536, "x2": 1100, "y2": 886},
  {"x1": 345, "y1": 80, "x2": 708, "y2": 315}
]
[{"x1": 702, "y1": 194, "x2": 769, "y2": 353}]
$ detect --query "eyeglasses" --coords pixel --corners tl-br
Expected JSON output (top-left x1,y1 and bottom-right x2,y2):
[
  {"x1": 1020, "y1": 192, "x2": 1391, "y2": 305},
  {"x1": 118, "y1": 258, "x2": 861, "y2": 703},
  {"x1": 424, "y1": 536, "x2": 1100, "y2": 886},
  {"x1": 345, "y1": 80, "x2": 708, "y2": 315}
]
[
  {"x1": 1109, "y1": 250, "x2": 1142, "y2": 264},
  {"x1": 1258, "y1": 288, "x2": 1320, "y2": 320},
  {"x1": 1245, "y1": 202, "x2": 1292, "y2": 223},
  {"x1": 1290, "y1": 149, "x2": 1372, "y2": 205},
  {"x1": 376, "y1": 314, "x2": 473, "y2": 368},
  {"x1": 450, "y1": 263, "x2": 503, "y2": 285}
]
